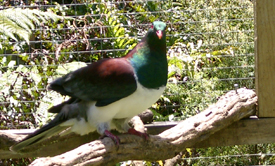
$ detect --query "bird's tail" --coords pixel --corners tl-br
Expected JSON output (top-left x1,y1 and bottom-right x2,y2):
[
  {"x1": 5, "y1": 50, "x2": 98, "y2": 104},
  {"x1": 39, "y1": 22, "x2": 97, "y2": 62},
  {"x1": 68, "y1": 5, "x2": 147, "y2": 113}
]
[
  {"x1": 10, "y1": 98, "x2": 81, "y2": 152},
  {"x1": 10, "y1": 122, "x2": 68, "y2": 152}
]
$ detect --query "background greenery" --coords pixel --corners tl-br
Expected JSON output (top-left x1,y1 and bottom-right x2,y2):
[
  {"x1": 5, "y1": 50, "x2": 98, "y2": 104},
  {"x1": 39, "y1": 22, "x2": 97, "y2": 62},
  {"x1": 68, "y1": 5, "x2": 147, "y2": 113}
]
[{"x1": 0, "y1": 0, "x2": 263, "y2": 165}]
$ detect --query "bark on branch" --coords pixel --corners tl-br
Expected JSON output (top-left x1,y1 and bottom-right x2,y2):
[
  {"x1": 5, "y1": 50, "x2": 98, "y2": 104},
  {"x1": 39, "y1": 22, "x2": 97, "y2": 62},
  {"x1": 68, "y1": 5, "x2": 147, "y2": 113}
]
[{"x1": 2, "y1": 88, "x2": 257, "y2": 165}]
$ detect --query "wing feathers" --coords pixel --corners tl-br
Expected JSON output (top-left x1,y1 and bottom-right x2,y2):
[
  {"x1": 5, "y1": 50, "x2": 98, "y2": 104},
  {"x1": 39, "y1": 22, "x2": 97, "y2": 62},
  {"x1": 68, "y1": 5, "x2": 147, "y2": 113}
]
[
  {"x1": 48, "y1": 97, "x2": 79, "y2": 113},
  {"x1": 49, "y1": 58, "x2": 137, "y2": 106}
]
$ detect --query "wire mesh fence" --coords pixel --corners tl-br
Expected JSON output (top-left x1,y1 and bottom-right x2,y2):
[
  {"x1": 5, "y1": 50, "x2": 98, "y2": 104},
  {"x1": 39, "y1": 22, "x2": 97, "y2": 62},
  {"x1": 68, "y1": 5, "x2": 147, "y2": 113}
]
[{"x1": 0, "y1": 0, "x2": 260, "y2": 165}]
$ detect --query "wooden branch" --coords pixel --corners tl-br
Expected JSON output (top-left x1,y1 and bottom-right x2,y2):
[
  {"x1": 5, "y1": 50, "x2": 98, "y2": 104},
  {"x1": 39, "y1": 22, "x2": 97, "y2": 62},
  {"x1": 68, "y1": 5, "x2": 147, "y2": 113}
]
[
  {"x1": 0, "y1": 88, "x2": 257, "y2": 165},
  {"x1": 30, "y1": 88, "x2": 257, "y2": 165},
  {"x1": 164, "y1": 151, "x2": 183, "y2": 166},
  {"x1": 5, "y1": 117, "x2": 275, "y2": 158}
]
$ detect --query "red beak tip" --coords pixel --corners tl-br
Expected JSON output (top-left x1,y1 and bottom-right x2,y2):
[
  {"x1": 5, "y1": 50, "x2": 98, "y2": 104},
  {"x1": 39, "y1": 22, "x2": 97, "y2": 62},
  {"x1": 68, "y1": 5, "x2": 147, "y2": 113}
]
[{"x1": 156, "y1": 31, "x2": 162, "y2": 39}]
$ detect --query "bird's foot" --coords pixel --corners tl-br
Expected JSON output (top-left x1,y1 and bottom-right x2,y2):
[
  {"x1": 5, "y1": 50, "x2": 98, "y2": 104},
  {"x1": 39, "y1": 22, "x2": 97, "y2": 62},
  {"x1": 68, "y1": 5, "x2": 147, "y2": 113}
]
[
  {"x1": 127, "y1": 128, "x2": 149, "y2": 140},
  {"x1": 103, "y1": 130, "x2": 120, "y2": 145}
]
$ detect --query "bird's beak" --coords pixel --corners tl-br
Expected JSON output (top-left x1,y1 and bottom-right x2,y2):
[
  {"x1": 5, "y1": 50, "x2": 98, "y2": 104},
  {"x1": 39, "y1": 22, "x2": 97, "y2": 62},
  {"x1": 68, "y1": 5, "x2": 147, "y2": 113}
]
[{"x1": 156, "y1": 30, "x2": 162, "y2": 39}]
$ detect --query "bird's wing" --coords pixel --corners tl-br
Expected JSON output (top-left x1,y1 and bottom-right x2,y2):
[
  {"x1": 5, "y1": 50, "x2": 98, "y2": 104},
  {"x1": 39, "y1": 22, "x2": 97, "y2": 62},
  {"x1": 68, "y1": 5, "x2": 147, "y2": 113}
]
[{"x1": 48, "y1": 58, "x2": 137, "y2": 107}]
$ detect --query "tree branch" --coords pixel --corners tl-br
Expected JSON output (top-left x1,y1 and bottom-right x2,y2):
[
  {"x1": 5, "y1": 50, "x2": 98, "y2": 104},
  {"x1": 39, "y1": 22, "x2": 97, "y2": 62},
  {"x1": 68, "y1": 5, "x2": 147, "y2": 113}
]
[{"x1": 26, "y1": 88, "x2": 257, "y2": 165}]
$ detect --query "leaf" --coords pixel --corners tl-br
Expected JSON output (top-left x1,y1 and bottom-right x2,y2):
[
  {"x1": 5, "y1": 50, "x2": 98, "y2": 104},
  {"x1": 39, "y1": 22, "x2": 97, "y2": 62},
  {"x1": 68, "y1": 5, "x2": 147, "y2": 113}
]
[
  {"x1": 56, "y1": 62, "x2": 87, "y2": 75},
  {"x1": 0, "y1": 8, "x2": 73, "y2": 44},
  {"x1": 7, "y1": 60, "x2": 16, "y2": 67},
  {"x1": 114, "y1": 27, "x2": 124, "y2": 37},
  {"x1": 156, "y1": 160, "x2": 164, "y2": 166}
]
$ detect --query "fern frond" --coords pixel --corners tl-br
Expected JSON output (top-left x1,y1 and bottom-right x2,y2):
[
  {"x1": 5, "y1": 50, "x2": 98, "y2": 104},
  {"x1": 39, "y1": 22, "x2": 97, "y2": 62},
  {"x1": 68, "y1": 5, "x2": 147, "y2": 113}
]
[
  {"x1": 0, "y1": 17, "x2": 29, "y2": 42},
  {"x1": 3, "y1": 9, "x2": 34, "y2": 32},
  {"x1": 0, "y1": 8, "x2": 73, "y2": 44}
]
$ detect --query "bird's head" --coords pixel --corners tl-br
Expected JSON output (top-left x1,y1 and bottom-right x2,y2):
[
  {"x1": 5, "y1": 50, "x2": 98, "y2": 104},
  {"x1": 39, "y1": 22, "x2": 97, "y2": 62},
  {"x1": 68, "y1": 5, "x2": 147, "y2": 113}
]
[
  {"x1": 146, "y1": 21, "x2": 167, "y2": 46},
  {"x1": 151, "y1": 21, "x2": 166, "y2": 39}
]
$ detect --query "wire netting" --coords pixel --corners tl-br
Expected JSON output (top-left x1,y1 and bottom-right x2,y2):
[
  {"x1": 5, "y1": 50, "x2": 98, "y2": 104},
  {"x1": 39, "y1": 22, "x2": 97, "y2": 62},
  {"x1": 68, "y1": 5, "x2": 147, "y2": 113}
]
[{"x1": 0, "y1": 0, "x2": 262, "y2": 165}]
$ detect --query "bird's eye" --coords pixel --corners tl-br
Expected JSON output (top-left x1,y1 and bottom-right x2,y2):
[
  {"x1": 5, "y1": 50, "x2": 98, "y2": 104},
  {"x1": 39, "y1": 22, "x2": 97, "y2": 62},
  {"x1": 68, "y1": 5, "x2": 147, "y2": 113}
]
[{"x1": 151, "y1": 25, "x2": 154, "y2": 29}]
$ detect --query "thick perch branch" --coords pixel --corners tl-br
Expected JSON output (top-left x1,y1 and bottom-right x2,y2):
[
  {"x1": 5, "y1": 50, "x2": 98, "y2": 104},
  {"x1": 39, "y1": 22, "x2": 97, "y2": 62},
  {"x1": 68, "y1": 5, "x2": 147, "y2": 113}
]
[
  {"x1": 0, "y1": 88, "x2": 257, "y2": 165},
  {"x1": 29, "y1": 88, "x2": 257, "y2": 165}
]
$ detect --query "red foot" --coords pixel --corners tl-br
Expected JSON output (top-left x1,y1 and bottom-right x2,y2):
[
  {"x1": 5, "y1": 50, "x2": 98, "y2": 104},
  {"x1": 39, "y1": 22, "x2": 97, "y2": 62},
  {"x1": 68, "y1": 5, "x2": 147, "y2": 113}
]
[
  {"x1": 128, "y1": 128, "x2": 149, "y2": 140},
  {"x1": 103, "y1": 130, "x2": 120, "y2": 145}
]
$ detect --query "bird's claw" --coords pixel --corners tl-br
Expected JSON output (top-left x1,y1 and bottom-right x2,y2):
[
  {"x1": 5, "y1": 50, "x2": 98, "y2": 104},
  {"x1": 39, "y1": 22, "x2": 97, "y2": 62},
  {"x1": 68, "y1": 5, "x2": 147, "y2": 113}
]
[
  {"x1": 128, "y1": 128, "x2": 149, "y2": 140},
  {"x1": 101, "y1": 128, "x2": 148, "y2": 147},
  {"x1": 103, "y1": 130, "x2": 120, "y2": 146}
]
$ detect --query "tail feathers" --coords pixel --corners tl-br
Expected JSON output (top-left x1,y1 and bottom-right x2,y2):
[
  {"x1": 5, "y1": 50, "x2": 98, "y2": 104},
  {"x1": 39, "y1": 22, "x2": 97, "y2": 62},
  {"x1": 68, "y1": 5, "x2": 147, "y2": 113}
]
[
  {"x1": 10, "y1": 124, "x2": 68, "y2": 152},
  {"x1": 11, "y1": 97, "x2": 83, "y2": 152}
]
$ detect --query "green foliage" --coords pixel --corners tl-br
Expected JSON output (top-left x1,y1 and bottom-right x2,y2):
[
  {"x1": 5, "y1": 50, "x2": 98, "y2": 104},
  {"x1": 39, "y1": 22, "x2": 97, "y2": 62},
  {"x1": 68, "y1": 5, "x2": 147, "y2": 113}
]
[
  {"x1": 96, "y1": 2, "x2": 138, "y2": 57},
  {"x1": 187, "y1": 144, "x2": 275, "y2": 165},
  {"x1": 0, "y1": 8, "x2": 70, "y2": 44},
  {"x1": 151, "y1": 0, "x2": 254, "y2": 123}
]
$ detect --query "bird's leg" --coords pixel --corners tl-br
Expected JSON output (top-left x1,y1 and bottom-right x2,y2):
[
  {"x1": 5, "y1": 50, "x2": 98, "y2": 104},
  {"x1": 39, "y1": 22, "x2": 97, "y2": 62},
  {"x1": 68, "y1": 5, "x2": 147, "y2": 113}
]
[
  {"x1": 127, "y1": 116, "x2": 149, "y2": 140},
  {"x1": 128, "y1": 128, "x2": 149, "y2": 140},
  {"x1": 111, "y1": 118, "x2": 149, "y2": 140},
  {"x1": 103, "y1": 130, "x2": 120, "y2": 145},
  {"x1": 98, "y1": 122, "x2": 120, "y2": 145}
]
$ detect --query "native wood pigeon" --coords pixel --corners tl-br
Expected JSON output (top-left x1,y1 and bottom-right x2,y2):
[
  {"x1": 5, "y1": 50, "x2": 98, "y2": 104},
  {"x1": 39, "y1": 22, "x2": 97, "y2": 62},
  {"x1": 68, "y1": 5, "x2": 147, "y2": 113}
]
[{"x1": 11, "y1": 21, "x2": 167, "y2": 151}]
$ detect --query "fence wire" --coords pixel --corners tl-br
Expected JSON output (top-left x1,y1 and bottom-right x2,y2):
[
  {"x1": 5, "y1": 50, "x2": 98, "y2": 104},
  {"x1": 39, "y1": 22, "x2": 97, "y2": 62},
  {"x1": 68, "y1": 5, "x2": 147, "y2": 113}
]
[{"x1": 0, "y1": 0, "x2": 261, "y2": 165}]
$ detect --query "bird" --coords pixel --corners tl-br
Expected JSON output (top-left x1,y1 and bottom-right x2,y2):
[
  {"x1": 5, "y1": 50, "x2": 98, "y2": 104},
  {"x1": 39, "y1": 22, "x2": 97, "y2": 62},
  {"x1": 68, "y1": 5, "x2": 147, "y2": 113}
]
[{"x1": 11, "y1": 21, "x2": 168, "y2": 151}]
